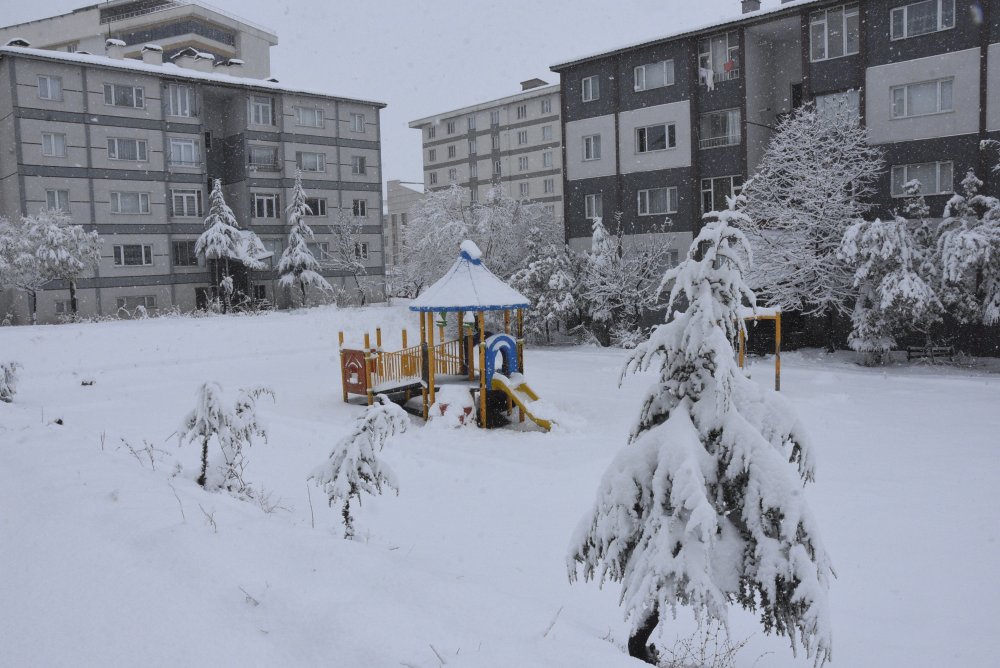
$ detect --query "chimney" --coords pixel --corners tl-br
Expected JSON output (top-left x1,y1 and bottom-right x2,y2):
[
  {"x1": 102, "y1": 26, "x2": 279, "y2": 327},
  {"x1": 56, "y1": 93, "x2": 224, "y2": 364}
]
[
  {"x1": 105, "y1": 38, "x2": 126, "y2": 59},
  {"x1": 141, "y1": 43, "x2": 163, "y2": 66},
  {"x1": 4, "y1": 38, "x2": 31, "y2": 48},
  {"x1": 520, "y1": 78, "x2": 548, "y2": 91},
  {"x1": 742, "y1": 0, "x2": 761, "y2": 12},
  {"x1": 214, "y1": 58, "x2": 244, "y2": 75},
  {"x1": 190, "y1": 52, "x2": 215, "y2": 72}
]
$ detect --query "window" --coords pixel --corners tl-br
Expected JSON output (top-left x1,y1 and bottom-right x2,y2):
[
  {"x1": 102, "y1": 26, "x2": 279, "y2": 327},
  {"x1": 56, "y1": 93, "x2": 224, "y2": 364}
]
[
  {"x1": 467, "y1": 116, "x2": 476, "y2": 131},
  {"x1": 516, "y1": 104, "x2": 527, "y2": 119},
  {"x1": 635, "y1": 123, "x2": 676, "y2": 153},
  {"x1": 252, "y1": 193, "x2": 280, "y2": 218},
  {"x1": 891, "y1": 0, "x2": 955, "y2": 39},
  {"x1": 351, "y1": 156, "x2": 367, "y2": 175},
  {"x1": 355, "y1": 242, "x2": 369, "y2": 260},
  {"x1": 168, "y1": 138, "x2": 200, "y2": 166},
  {"x1": 542, "y1": 125, "x2": 553, "y2": 141},
  {"x1": 54, "y1": 300, "x2": 70, "y2": 315},
  {"x1": 815, "y1": 89, "x2": 861, "y2": 121},
  {"x1": 249, "y1": 145, "x2": 279, "y2": 169},
  {"x1": 541, "y1": 98, "x2": 552, "y2": 114},
  {"x1": 166, "y1": 84, "x2": 194, "y2": 117},
  {"x1": 891, "y1": 161, "x2": 953, "y2": 196},
  {"x1": 517, "y1": 130, "x2": 528, "y2": 145},
  {"x1": 699, "y1": 32, "x2": 740, "y2": 82},
  {"x1": 46, "y1": 189, "x2": 69, "y2": 211},
  {"x1": 42, "y1": 132, "x2": 66, "y2": 157},
  {"x1": 469, "y1": 139, "x2": 477, "y2": 155},
  {"x1": 810, "y1": 5, "x2": 860, "y2": 62},
  {"x1": 469, "y1": 162, "x2": 478, "y2": 178},
  {"x1": 490, "y1": 110, "x2": 500, "y2": 125},
  {"x1": 448, "y1": 145, "x2": 457, "y2": 159},
  {"x1": 172, "y1": 240, "x2": 198, "y2": 266},
  {"x1": 305, "y1": 198, "x2": 327, "y2": 216},
  {"x1": 110, "y1": 192, "x2": 150, "y2": 214},
  {"x1": 352, "y1": 199, "x2": 367, "y2": 217},
  {"x1": 544, "y1": 204, "x2": 555, "y2": 217},
  {"x1": 470, "y1": 189, "x2": 478, "y2": 203},
  {"x1": 113, "y1": 244, "x2": 153, "y2": 266},
  {"x1": 429, "y1": 148, "x2": 437, "y2": 162},
  {"x1": 493, "y1": 160, "x2": 502, "y2": 175},
  {"x1": 307, "y1": 242, "x2": 329, "y2": 260},
  {"x1": 634, "y1": 60, "x2": 675, "y2": 91},
  {"x1": 701, "y1": 175, "x2": 744, "y2": 212},
  {"x1": 116, "y1": 295, "x2": 156, "y2": 310},
  {"x1": 699, "y1": 109, "x2": 741, "y2": 149},
  {"x1": 448, "y1": 168, "x2": 458, "y2": 181},
  {"x1": 519, "y1": 182, "x2": 530, "y2": 197},
  {"x1": 171, "y1": 189, "x2": 202, "y2": 217},
  {"x1": 637, "y1": 187, "x2": 678, "y2": 215},
  {"x1": 429, "y1": 172, "x2": 438, "y2": 185},
  {"x1": 446, "y1": 121, "x2": 456, "y2": 134},
  {"x1": 294, "y1": 106, "x2": 323, "y2": 128},
  {"x1": 543, "y1": 151, "x2": 553, "y2": 168},
  {"x1": 37, "y1": 75, "x2": 62, "y2": 101},
  {"x1": 544, "y1": 178, "x2": 555, "y2": 194},
  {"x1": 581, "y1": 75, "x2": 600, "y2": 101},
  {"x1": 427, "y1": 126, "x2": 436, "y2": 139},
  {"x1": 491, "y1": 135, "x2": 500, "y2": 149},
  {"x1": 583, "y1": 134, "x2": 601, "y2": 161},
  {"x1": 350, "y1": 112, "x2": 365, "y2": 132},
  {"x1": 104, "y1": 83, "x2": 143, "y2": 108},
  {"x1": 298, "y1": 151, "x2": 326, "y2": 172},
  {"x1": 107, "y1": 137, "x2": 148, "y2": 161},
  {"x1": 585, "y1": 193, "x2": 603, "y2": 220},
  {"x1": 249, "y1": 95, "x2": 274, "y2": 125},
  {"x1": 518, "y1": 156, "x2": 529, "y2": 171},
  {"x1": 261, "y1": 239, "x2": 282, "y2": 268},
  {"x1": 891, "y1": 79, "x2": 953, "y2": 118}
]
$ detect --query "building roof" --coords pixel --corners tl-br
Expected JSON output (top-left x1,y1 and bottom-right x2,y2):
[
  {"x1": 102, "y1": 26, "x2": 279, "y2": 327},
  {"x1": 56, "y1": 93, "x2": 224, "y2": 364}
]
[
  {"x1": 550, "y1": 0, "x2": 823, "y2": 71},
  {"x1": 0, "y1": 45, "x2": 386, "y2": 108},
  {"x1": 409, "y1": 83, "x2": 560, "y2": 129},
  {"x1": 409, "y1": 241, "x2": 530, "y2": 313}
]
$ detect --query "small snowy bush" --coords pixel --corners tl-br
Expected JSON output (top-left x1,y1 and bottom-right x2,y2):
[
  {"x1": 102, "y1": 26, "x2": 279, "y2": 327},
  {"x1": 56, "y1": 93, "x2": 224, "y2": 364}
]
[
  {"x1": 310, "y1": 395, "x2": 408, "y2": 539},
  {"x1": 0, "y1": 361, "x2": 21, "y2": 403},
  {"x1": 178, "y1": 382, "x2": 274, "y2": 492}
]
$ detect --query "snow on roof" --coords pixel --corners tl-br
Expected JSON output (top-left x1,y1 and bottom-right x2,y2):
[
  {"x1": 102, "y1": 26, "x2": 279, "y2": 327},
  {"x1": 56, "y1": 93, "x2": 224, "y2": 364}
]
[
  {"x1": 106, "y1": 39, "x2": 127, "y2": 48},
  {"x1": 409, "y1": 242, "x2": 529, "y2": 313},
  {"x1": 0, "y1": 46, "x2": 386, "y2": 108},
  {"x1": 738, "y1": 306, "x2": 782, "y2": 319}
]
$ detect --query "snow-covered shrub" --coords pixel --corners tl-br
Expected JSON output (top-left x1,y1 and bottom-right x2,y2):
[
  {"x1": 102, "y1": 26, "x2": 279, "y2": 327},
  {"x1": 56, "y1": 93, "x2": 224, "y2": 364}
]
[
  {"x1": 0, "y1": 361, "x2": 21, "y2": 403},
  {"x1": 428, "y1": 385, "x2": 476, "y2": 428},
  {"x1": 178, "y1": 382, "x2": 274, "y2": 492},
  {"x1": 508, "y1": 226, "x2": 578, "y2": 343},
  {"x1": 310, "y1": 395, "x2": 408, "y2": 539},
  {"x1": 568, "y1": 217, "x2": 832, "y2": 665}
]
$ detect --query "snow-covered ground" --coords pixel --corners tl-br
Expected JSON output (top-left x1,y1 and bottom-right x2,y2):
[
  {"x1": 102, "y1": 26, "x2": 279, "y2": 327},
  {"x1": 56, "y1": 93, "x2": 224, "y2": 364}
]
[{"x1": 1, "y1": 304, "x2": 997, "y2": 667}]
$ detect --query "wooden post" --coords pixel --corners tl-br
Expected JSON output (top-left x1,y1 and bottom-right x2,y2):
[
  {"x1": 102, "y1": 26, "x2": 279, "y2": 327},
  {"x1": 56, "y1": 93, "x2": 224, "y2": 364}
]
[
  {"x1": 420, "y1": 312, "x2": 428, "y2": 420},
  {"x1": 376, "y1": 327, "x2": 383, "y2": 375},
  {"x1": 738, "y1": 327, "x2": 746, "y2": 368},
  {"x1": 478, "y1": 310, "x2": 486, "y2": 428},
  {"x1": 365, "y1": 349, "x2": 374, "y2": 406},
  {"x1": 427, "y1": 311, "x2": 436, "y2": 409},
  {"x1": 364, "y1": 332, "x2": 370, "y2": 350},
  {"x1": 457, "y1": 310, "x2": 465, "y2": 375},
  {"x1": 338, "y1": 331, "x2": 348, "y2": 403},
  {"x1": 402, "y1": 329, "x2": 408, "y2": 349},
  {"x1": 775, "y1": 311, "x2": 782, "y2": 392}
]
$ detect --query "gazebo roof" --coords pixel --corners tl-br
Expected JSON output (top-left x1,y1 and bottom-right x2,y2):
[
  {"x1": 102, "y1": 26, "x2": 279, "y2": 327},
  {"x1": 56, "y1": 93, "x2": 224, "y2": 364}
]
[{"x1": 409, "y1": 241, "x2": 530, "y2": 313}]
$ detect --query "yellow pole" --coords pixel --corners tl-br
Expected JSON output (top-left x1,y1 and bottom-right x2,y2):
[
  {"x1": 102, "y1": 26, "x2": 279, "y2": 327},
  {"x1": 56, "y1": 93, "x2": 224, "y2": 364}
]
[
  {"x1": 420, "y1": 313, "x2": 428, "y2": 420},
  {"x1": 365, "y1": 349, "x2": 374, "y2": 406},
  {"x1": 478, "y1": 310, "x2": 486, "y2": 429},
  {"x1": 775, "y1": 312, "x2": 782, "y2": 392},
  {"x1": 376, "y1": 327, "x2": 383, "y2": 375},
  {"x1": 364, "y1": 332, "x2": 370, "y2": 350},
  {"x1": 503, "y1": 310, "x2": 512, "y2": 415},
  {"x1": 516, "y1": 308, "x2": 524, "y2": 422},
  {"x1": 738, "y1": 327, "x2": 745, "y2": 368},
  {"x1": 427, "y1": 311, "x2": 436, "y2": 409},
  {"x1": 338, "y1": 331, "x2": 344, "y2": 347}
]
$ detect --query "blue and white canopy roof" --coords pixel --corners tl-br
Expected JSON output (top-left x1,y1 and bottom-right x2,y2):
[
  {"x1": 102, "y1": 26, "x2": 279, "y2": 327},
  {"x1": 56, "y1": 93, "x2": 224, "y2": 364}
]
[{"x1": 409, "y1": 241, "x2": 530, "y2": 313}]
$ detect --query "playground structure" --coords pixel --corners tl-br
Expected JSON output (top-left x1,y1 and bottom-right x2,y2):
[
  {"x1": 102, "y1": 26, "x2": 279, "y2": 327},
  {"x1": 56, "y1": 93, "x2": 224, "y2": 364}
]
[
  {"x1": 737, "y1": 307, "x2": 782, "y2": 391},
  {"x1": 339, "y1": 241, "x2": 555, "y2": 430}
]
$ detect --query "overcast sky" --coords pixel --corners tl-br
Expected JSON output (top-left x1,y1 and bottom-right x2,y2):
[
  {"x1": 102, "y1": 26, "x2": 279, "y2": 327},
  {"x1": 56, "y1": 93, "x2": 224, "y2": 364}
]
[{"x1": 6, "y1": 0, "x2": 776, "y2": 188}]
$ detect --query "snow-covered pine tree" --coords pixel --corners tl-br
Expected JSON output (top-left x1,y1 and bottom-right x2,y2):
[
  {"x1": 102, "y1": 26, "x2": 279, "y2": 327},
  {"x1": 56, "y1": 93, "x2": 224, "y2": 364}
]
[
  {"x1": 0, "y1": 361, "x2": 20, "y2": 403},
  {"x1": 277, "y1": 171, "x2": 332, "y2": 307},
  {"x1": 509, "y1": 226, "x2": 578, "y2": 342},
  {"x1": 196, "y1": 179, "x2": 265, "y2": 312},
  {"x1": 568, "y1": 207, "x2": 832, "y2": 665},
  {"x1": 178, "y1": 382, "x2": 274, "y2": 491},
  {"x1": 741, "y1": 102, "x2": 883, "y2": 351},
  {"x1": 309, "y1": 395, "x2": 408, "y2": 539},
  {"x1": 839, "y1": 215, "x2": 941, "y2": 365}
]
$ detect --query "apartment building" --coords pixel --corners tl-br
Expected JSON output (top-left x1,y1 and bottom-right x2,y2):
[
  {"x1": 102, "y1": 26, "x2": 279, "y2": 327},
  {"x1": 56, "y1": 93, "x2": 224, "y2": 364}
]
[
  {"x1": 0, "y1": 41, "x2": 386, "y2": 324},
  {"x1": 385, "y1": 180, "x2": 424, "y2": 271},
  {"x1": 550, "y1": 0, "x2": 1000, "y2": 254},
  {"x1": 0, "y1": 0, "x2": 278, "y2": 79},
  {"x1": 408, "y1": 80, "x2": 564, "y2": 222}
]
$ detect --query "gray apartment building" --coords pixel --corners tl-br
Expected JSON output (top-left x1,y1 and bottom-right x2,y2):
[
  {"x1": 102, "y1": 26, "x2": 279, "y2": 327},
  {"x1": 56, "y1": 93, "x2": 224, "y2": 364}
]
[
  {"x1": 408, "y1": 79, "x2": 563, "y2": 222},
  {"x1": 0, "y1": 2, "x2": 387, "y2": 324},
  {"x1": 385, "y1": 180, "x2": 424, "y2": 271},
  {"x1": 550, "y1": 0, "x2": 1000, "y2": 254}
]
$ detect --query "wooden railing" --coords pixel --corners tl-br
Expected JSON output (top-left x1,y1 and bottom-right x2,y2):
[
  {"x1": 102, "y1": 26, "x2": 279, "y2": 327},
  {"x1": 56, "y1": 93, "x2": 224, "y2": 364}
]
[
  {"x1": 373, "y1": 343, "x2": 423, "y2": 389},
  {"x1": 433, "y1": 338, "x2": 464, "y2": 376}
]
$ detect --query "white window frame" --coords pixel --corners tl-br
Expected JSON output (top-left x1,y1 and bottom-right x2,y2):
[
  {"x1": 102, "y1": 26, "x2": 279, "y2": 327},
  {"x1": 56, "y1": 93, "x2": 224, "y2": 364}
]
[
  {"x1": 493, "y1": 160, "x2": 502, "y2": 175},
  {"x1": 107, "y1": 137, "x2": 148, "y2": 162},
  {"x1": 541, "y1": 98, "x2": 552, "y2": 114},
  {"x1": 490, "y1": 110, "x2": 500, "y2": 125},
  {"x1": 809, "y1": 4, "x2": 860, "y2": 62},
  {"x1": 634, "y1": 60, "x2": 676, "y2": 91},
  {"x1": 171, "y1": 189, "x2": 202, "y2": 217},
  {"x1": 38, "y1": 75, "x2": 63, "y2": 101},
  {"x1": 448, "y1": 168, "x2": 458, "y2": 181},
  {"x1": 427, "y1": 126, "x2": 436, "y2": 139},
  {"x1": 543, "y1": 151, "x2": 553, "y2": 168},
  {"x1": 446, "y1": 121, "x2": 456, "y2": 134},
  {"x1": 891, "y1": 161, "x2": 953, "y2": 197},
  {"x1": 172, "y1": 240, "x2": 199, "y2": 267},
  {"x1": 542, "y1": 125, "x2": 553, "y2": 141},
  {"x1": 448, "y1": 145, "x2": 457, "y2": 159},
  {"x1": 248, "y1": 145, "x2": 279, "y2": 170},
  {"x1": 516, "y1": 104, "x2": 527, "y2": 119},
  {"x1": 517, "y1": 130, "x2": 528, "y2": 145},
  {"x1": 429, "y1": 172, "x2": 438, "y2": 185},
  {"x1": 467, "y1": 115, "x2": 476, "y2": 131},
  {"x1": 428, "y1": 148, "x2": 437, "y2": 162},
  {"x1": 350, "y1": 112, "x2": 365, "y2": 132},
  {"x1": 469, "y1": 162, "x2": 478, "y2": 178},
  {"x1": 113, "y1": 244, "x2": 153, "y2": 266},
  {"x1": 519, "y1": 182, "x2": 530, "y2": 197},
  {"x1": 252, "y1": 193, "x2": 280, "y2": 218},
  {"x1": 351, "y1": 156, "x2": 367, "y2": 175},
  {"x1": 635, "y1": 123, "x2": 676, "y2": 153},
  {"x1": 699, "y1": 109, "x2": 741, "y2": 149},
  {"x1": 42, "y1": 132, "x2": 67, "y2": 157},
  {"x1": 168, "y1": 137, "x2": 200, "y2": 166},
  {"x1": 104, "y1": 83, "x2": 144, "y2": 108},
  {"x1": 701, "y1": 175, "x2": 744, "y2": 213},
  {"x1": 298, "y1": 151, "x2": 326, "y2": 173},
  {"x1": 491, "y1": 135, "x2": 501, "y2": 149},
  {"x1": 518, "y1": 156, "x2": 529, "y2": 171},
  {"x1": 294, "y1": 106, "x2": 323, "y2": 128},
  {"x1": 110, "y1": 191, "x2": 151, "y2": 215},
  {"x1": 584, "y1": 193, "x2": 603, "y2": 220},
  {"x1": 355, "y1": 242, "x2": 369, "y2": 260},
  {"x1": 581, "y1": 75, "x2": 600, "y2": 102},
  {"x1": 166, "y1": 84, "x2": 194, "y2": 117},
  {"x1": 891, "y1": 0, "x2": 955, "y2": 40},
  {"x1": 583, "y1": 134, "x2": 601, "y2": 161},
  {"x1": 304, "y1": 197, "x2": 327, "y2": 216},
  {"x1": 543, "y1": 178, "x2": 555, "y2": 194},
  {"x1": 46, "y1": 189, "x2": 69, "y2": 211},
  {"x1": 890, "y1": 78, "x2": 953, "y2": 118},
  {"x1": 249, "y1": 95, "x2": 274, "y2": 125},
  {"x1": 637, "y1": 187, "x2": 678, "y2": 216},
  {"x1": 469, "y1": 139, "x2": 477, "y2": 155},
  {"x1": 699, "y1": 32, "x2": 741, "y2": 82},
  {"x1": 352, "y1": 199, "x2": 368, "y2": 217}
]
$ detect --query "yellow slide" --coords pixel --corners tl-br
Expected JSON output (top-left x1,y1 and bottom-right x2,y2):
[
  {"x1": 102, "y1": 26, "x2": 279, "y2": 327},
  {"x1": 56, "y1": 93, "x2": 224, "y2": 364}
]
[{"x1": 491, "y1": 373, "x2": 555, "y2": 431}]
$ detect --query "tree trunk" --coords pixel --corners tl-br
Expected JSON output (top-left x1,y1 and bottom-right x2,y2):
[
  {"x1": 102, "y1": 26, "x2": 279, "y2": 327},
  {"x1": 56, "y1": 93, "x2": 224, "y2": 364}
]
[
  {"x1": 69, "y1": 279, "x2": 78, "y2": 315},
  {"x1": 29, "y1": 290, "x2": 38, "y2": 325},
  {"x1": 341, "y1": 499, "x2": 354, "y2": 540},
  {"x1": 197, "y1": 436, "x2": 209, "y2": 487},
  {"x1": 299, "y1": 278, "x2": 307, "y2": 308},
  {"x1": 627, "y1": 606, "x2": 659, "y2": 664}
]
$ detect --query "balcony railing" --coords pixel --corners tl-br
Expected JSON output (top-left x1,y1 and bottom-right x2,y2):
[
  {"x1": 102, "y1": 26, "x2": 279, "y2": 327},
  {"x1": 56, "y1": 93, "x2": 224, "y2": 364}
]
[
  {"x1": 699, "y1": 133, "x2": 741, "y2": 150},
  {"x1": 99, "y1": 0, "x2": 276, "y2": 37}
]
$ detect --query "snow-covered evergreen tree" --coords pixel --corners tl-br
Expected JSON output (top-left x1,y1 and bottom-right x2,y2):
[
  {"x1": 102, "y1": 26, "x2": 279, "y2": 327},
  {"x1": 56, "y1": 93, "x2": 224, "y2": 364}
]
[
  {"x1": 310, "y1": 395, "x2": 408, "y2": 539},
  {"x1": 568, "y1": 216, "x2": 832, "y2": 665},
  {"x1": 178, "y1": 382, "x2": 274, "y2": 491},
  {"x1": 277, "y1": 171, "x2": 332, "y2": 307},
  {"x1": 509, "y1": 226, "x2": 577, "y2": 342},
  {"x1": 196, "y1": 179, "x2": 265, "y2": 312},
  {"x1": 0, "y1": 361, "x2": 20, "y2": 403},
  {"x1": 328, "y1": 209, "x2": 368, "y2": 305},
  {"x1": 741, "y1": 103, "x2": 883, "y2": 350}
]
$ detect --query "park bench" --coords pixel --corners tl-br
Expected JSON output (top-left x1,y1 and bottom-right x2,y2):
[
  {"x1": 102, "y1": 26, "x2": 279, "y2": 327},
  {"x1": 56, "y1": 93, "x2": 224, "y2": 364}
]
[{"x1": 905, "y1": 346, "x2": 954, "y2": 361}]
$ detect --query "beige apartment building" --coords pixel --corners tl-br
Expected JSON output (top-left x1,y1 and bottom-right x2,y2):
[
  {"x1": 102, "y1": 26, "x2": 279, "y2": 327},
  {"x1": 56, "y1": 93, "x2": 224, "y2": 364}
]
[
  {"x1": 384, "y1": 180, "x2": 424, "y2": 271},
  {"x1": 408, "y1": 79, "x2": 563, "y2": 222}
]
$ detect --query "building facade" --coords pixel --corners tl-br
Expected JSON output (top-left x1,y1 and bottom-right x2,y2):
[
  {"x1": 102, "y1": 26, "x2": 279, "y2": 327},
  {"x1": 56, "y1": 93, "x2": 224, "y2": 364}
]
[
  {"x1": 550, "y1": 0, "x2": 1000, "y2": 253},
  {"x1": 0, "y1": 42, "x2": 387, "y2": 324},
  {"x1": 408, "y1": 80, "x2": 564, "y2": 222},
  {"x1": 385, "y1": 180, "x2": 424, "y2": 271}
]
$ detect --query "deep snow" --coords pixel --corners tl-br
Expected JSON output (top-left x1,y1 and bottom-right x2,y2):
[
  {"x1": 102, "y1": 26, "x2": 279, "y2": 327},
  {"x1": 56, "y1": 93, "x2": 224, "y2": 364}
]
[{"x1": 1, "y1": 304, "x2": 998, "y2": 667}]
